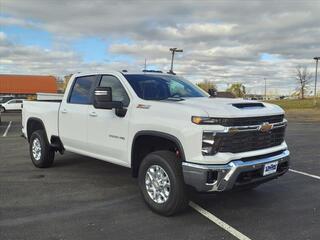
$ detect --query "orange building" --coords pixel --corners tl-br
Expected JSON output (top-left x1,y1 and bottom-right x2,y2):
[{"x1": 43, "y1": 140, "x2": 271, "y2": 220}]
[{"x1": 0, "y1": 74, "x2": 57, "y2": 95}]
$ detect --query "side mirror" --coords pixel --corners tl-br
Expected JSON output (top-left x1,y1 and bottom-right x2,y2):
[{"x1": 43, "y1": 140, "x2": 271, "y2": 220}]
[
  {"x1": 93, "y1": 87, "x2": 123, "y2": 110},
  {"x1": 208, "y1": 88, "x2": 217, "y2": 98}
]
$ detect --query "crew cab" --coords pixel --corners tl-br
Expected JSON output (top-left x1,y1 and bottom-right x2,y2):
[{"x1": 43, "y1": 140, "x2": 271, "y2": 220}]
[{"x1": 22, "y1": 71, "x2": 290, "y2": 216}]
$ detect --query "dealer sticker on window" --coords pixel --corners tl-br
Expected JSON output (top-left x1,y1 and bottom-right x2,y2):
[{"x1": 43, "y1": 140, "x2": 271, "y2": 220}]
[{"x1": 263, "y1": 161, "x2": 278, "y2": 176}]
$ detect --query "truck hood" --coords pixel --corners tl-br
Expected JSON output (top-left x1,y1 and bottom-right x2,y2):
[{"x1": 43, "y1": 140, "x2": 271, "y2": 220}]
[{"x1": 176, "y1": 97, "x2": 284, "y2": 118}]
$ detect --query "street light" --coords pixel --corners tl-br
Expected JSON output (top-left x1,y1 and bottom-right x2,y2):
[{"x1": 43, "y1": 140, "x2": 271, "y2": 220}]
[
  {"x1": 168, "y1": 48, "x2": 183, "y2": 74},
  {"x1": 314, "y1": 57, "x2": 319, "y2": 104},
  {"x1": 264, "y1": 78, "x2": 267, "y2": 100}
]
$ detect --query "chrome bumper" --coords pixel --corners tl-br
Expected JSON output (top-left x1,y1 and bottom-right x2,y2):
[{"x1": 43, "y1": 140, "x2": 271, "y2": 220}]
[{"x1": 182, "y1": 150, "x2": 290, "y2": 192}]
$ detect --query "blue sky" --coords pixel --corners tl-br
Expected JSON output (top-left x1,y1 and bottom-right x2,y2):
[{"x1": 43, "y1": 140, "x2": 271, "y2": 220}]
[
  {"x1": 260, "y1": 53, "x2": 282, "y2": 62},
  {"x1": 2, "y1": 25, "x2": 52, "y2": 49},
  {"x1": 1, "y1": 22, "x2": 135, "y2": 64}
]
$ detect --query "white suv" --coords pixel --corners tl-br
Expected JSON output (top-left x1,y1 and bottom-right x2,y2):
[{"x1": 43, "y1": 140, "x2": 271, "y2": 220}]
[{"x1": 0, "y1": 99, "x2": 24, "y2": 112}]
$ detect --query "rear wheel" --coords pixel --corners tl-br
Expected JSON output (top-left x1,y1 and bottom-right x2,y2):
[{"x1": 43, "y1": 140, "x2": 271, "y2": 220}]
[
  {"x1": 138, "y1": 150, "x2": 188, "y2": 216},
  {"x1": 29, "y1": 130, "x2": 55, "y2": 168}
]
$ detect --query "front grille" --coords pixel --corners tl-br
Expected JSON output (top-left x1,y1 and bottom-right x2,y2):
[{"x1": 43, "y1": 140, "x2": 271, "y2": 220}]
[
  {"x1": 213, "y1": 115, "x2": 284, "y2": 127},
  {"x1": 214, "y1": 126, "x2": 286, "y2": 153}
]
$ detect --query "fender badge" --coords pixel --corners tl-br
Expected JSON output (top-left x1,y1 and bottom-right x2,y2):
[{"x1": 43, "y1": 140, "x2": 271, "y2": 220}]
[{"x1": 137, "y1": 104, "x2": 150, "y2": 109}]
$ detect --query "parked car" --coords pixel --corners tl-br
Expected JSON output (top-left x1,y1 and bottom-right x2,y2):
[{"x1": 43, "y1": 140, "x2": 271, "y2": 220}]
[
  {"x1": 0, "y1": 99, "x2": 24, "y2": 112},
  {"x1": 22, "y1": 71, "x2": 290, "y2": 216},
  {"x1": 0, "y1": 95, "x2": 14, "y2": 104}
]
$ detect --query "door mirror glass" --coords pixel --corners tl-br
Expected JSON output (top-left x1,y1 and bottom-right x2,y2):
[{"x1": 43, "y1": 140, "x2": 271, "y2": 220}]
[{"x1": 93, "y1": 87, "x2": 123, "y2": 109}]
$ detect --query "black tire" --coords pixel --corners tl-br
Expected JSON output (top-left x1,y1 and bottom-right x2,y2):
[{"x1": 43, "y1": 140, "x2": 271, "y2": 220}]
[
  {"x1": 0, "y1": 107, "x2": 5, "y2": 113},
  {"x1": 29, "y1": 130, "x2": 55, "y2": 168},
  {"x1": 138, "y1": 150, "x2": 188, "y2": 216}
]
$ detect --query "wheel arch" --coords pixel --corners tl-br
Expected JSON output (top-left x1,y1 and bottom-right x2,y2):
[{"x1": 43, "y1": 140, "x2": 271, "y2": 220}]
[
  {"x1": 131, "y1": 130, "x2": 186, "y2": 177},
  {"x1": 26, "y1": 117, "x2": 48, "y2": 142},
  {"x1": 26, "y1": 118, "x2": 64, "y2": 153}
]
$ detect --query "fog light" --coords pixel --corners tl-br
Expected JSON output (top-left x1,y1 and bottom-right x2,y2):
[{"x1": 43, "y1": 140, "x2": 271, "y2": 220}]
[{"x1": 207, "y1": 170, "x2": 218, "y2": 184}]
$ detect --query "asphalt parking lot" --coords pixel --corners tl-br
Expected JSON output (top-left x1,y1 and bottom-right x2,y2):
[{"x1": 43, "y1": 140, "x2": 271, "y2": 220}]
[{"x1": 0, "y1": 112, "x2": 319, "y2": 240}]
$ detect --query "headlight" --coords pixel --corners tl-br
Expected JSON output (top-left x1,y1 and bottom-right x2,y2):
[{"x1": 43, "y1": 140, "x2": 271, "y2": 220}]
[
  {"x1": 192, "y1": 116, "x2": 221, "y2": 125},
  {"x1": 202, "y1": 131, "x2": 218, "y2": 155}
]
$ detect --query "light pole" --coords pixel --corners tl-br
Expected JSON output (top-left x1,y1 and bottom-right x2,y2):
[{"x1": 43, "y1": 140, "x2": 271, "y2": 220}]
[
  {"x1": 264, "y1": 78, "x2": 267, "y2": 100},
  {"x1": 314, "y1": 57, "x2": 319, "y2": 104},
  {"x1": 169, "y1": 48, "x2": 183, "y2": 74}
]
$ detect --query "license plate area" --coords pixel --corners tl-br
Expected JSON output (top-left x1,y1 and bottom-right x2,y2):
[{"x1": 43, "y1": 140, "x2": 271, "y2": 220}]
[{"x1": 263, "y1": 161, "x2": 278, "y2": 176}]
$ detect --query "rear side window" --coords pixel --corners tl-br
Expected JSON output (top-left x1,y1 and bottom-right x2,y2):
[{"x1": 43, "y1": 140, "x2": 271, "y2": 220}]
[
  {"x1": 99, "y1": 75, "x2": 130, "y2": 107},
  {"x1": 69, "y1": 76, "x2": 97, "y2": 104}
]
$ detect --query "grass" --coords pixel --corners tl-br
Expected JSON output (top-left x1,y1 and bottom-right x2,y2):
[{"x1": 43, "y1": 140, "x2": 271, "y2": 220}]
[
  {"x1": 266, "y1": 98, "x2": 320, "y2": 122},
  {"x1": 267, "y1": 98, "x2": 320, "y2": 110}
]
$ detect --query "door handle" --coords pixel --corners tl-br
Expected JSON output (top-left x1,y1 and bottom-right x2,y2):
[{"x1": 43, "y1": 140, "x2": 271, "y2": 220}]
[
  {"x1": 61, "y1": 109, "x2": 67, "y2": 114},
  {"x1": 89, "y1": 111, "x2": 97, "y2": 117}
]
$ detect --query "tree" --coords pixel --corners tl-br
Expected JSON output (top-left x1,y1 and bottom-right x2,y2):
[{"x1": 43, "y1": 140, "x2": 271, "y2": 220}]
[
  {"x1": 196, "y1": 80, "x2": 216, "y2": 92},
  {"x1": 226, "y1": 83, "x2": 246, "y2": 98},
  {"x1": 295, "y1": 66, "x2": 312, "y2": 99}
]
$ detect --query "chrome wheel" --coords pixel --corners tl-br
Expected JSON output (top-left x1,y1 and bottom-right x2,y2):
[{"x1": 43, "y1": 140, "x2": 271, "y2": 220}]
[
  {"x1": 32, "y1": 138, "x2": 42, "y2": 161},
  {"x1": 145, "y1": 165, "x2": 171, "y2": 204}
]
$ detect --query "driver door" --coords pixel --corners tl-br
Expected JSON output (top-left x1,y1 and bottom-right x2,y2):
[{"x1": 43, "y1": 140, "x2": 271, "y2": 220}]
[{"x1": 87, "y1": 75, "x2": 131, "y2": 165}]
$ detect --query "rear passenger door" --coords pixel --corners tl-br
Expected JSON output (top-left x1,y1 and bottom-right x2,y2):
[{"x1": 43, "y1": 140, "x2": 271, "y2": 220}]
[
  {"x1": 15, "y1": 100, "x2": 23, "y2": 110},
  {"x1": 6, "y1": 100, "x2": 19, "y2": 110},
  {"x1": 59, "y1": 75, "x2": 98, "y2": 152}
]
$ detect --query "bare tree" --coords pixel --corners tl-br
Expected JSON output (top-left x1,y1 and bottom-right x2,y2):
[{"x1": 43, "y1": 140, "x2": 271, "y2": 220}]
[
  {"x1": 196, "y1": 80, "x2": 216, "y2": 92},
  {"x1": 296, "y1": 66, "x2": 312, "y2": 99},
  {"x1": 227, "y1": 83, "x2": 246, "y2": 98}
]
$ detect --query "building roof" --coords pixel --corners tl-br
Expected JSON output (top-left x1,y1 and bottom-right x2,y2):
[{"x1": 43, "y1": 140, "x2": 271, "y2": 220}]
[{"x1": 0, "y1": 74, "x2": 57, "y2": 94}]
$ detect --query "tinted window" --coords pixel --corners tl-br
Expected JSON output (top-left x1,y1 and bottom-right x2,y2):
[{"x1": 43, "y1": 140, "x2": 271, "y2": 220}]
[
  {"x1": 124, "y1": 74, "x2": 207, "y2": 100},
  {"x1": 69, "y1": 76, "x2": 97, "y2": 104},
  {"x1": 16, "y1": 100, "x2": 23, "y2": 103},
  {"x1": 8, "y1": 100, "x2": 16, "y2": 104},
  {"x1": 0, "y1": 97, "x2": 13, "y2": 104},
  {"x1": 99, "y1": 75, "x2": 130, "y2": 107}
]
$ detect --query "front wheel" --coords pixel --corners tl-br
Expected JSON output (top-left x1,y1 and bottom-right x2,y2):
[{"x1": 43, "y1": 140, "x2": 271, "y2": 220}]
[
  {"x1": 138, "y1": 151, "x2": 188, "y2": 216},
  {"x1": 29, "y1": 130, "x2": 55, "y2": 168},
  {"x1": 0, "y1": 107, "x2": 5, "y2": 113}
]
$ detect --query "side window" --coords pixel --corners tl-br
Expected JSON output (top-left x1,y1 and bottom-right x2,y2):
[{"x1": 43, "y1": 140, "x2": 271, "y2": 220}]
[
  {"x1": 69, "y1": 76, "x2": 97, "y2": 104},
  {"x1": 99, "y1": 75, "x2": 130, "y2": 107},
  {"x1": 16, "y1": 100, "x2": 23, "y2": 103},
  {"x1": 8, "y1": 100, "x2": 16, "y2": 104}
]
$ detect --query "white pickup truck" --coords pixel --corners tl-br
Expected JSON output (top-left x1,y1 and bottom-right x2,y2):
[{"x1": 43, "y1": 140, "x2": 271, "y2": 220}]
[{"x1": 22, "y1": 71, "x2": 290, "y2": 216}]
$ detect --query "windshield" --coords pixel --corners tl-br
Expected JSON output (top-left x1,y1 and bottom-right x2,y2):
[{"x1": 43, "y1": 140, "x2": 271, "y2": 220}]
[{"x1": 124, "y1": 74, "x2": 208, "y2": 100}]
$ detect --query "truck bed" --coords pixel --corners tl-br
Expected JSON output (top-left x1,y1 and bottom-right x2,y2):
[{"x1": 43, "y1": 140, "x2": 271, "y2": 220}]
[{"x1": 22, "y1": 100, "x2": 61, "y2": 141}]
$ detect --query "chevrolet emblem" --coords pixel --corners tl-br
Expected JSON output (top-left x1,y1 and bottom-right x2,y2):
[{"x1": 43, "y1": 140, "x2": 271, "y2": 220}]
[{"x1": 259, "y1": 122, "x2": 273, "y2": 133}]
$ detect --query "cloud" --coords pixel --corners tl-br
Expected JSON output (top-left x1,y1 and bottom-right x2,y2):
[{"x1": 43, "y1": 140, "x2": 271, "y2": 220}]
[{"x1": 1, "y1": 0, "x2": 319, "y2": 94}]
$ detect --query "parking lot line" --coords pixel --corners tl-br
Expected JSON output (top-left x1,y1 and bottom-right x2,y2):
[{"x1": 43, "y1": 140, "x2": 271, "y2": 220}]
[
  {"x1": 289, "y1": 169, "x2": 320, "y2": 180},
  {"x1": 189, "y1": 201, "x2": 252, "y2": 240},
  {"x1": 2, "y1": 121, "x2": 12, "y2": 137}
]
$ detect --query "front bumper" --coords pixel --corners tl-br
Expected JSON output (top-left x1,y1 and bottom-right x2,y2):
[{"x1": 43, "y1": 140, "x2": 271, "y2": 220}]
[{"x1": 182, "y1": 150, "x2": 290, "y2": 192}]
